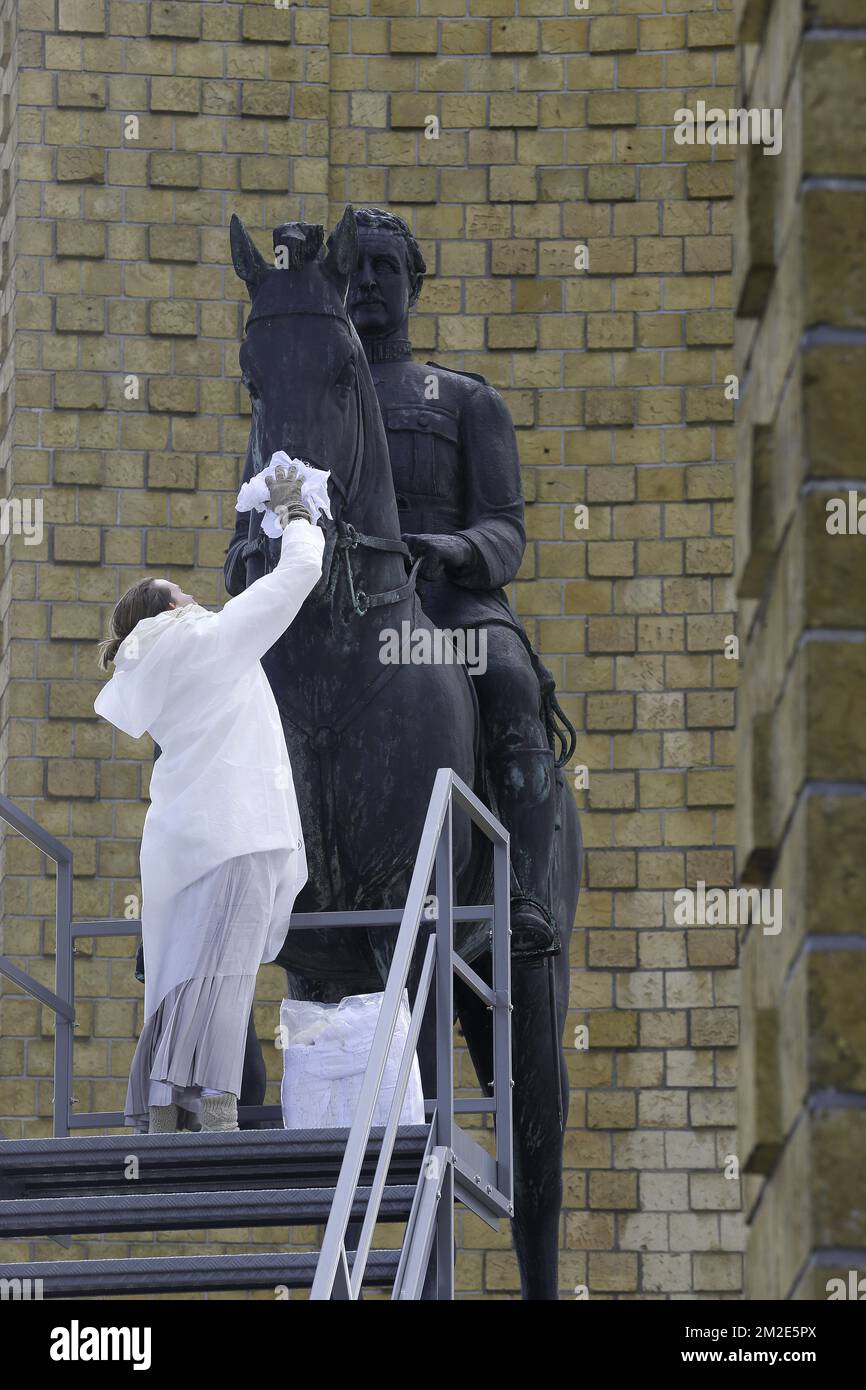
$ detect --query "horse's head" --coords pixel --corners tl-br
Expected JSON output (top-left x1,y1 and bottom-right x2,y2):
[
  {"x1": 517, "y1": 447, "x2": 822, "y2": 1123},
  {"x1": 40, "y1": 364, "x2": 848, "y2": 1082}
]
[{"x1": 231, "y1": 206, "x2": 390, "y2": 522}]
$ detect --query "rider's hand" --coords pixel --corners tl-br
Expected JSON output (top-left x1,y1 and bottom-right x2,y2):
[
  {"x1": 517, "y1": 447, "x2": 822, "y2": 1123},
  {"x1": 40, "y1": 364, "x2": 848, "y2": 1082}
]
[{"x1": 401, "y1": 532, "x2": 474, "y2": 581}]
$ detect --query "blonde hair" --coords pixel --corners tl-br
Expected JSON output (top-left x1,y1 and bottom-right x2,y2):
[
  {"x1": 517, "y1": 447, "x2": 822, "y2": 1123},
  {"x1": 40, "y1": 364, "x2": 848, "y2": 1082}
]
[{"x1": 96, "y1": 577, "x2": 173, "y2": 672}]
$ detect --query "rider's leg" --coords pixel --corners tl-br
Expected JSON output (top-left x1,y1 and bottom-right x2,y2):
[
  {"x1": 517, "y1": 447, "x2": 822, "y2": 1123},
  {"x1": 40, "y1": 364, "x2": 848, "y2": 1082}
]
[{"x1": 473, "y1": 627, "x2": 560, "y2": 959}]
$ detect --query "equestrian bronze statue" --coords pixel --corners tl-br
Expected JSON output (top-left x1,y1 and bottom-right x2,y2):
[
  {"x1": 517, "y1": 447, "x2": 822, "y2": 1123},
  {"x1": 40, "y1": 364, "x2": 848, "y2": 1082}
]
[{"x1": 154, "y1": 206, "x2": 582, "y2": 1298}]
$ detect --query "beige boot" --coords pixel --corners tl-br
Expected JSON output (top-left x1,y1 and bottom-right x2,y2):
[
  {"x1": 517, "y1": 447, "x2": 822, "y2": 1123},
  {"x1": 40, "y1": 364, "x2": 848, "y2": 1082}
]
[
  {"x1": 200, "y1": 1091, "x2": 239, "y2": 1132},
  {"x1": 148, "y1": 1103, "x2": 179, "y2": 1133}
]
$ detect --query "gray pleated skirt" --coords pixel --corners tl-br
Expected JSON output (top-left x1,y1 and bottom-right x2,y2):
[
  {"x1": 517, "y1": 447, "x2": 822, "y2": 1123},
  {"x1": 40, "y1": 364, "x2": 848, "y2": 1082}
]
[{"x1": 125, "y1": 849, "x2": 292, "y2": 1134}]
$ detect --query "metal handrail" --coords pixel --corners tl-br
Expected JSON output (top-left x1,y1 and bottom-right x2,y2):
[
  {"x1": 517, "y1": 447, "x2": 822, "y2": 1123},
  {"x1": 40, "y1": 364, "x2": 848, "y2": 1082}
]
[
  {"x1": 0, "y1": 792, "x2": 74, "y2": 1139},
  {"x1": 310, "y1": 766, "x2": 513, "y2": 1301}
]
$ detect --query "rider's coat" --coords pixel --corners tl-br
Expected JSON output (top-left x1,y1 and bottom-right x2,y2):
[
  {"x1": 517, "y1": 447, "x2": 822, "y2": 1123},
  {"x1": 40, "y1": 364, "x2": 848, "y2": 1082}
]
[{"x1": 375, "y1": 360, "x2": 526, "y2": 633}]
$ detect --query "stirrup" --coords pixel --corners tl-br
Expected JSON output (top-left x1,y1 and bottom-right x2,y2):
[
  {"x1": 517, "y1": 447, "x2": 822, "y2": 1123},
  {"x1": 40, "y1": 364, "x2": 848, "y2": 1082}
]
[{"x1": 510, "y1": 894, "x2": 561, "y2": 961}]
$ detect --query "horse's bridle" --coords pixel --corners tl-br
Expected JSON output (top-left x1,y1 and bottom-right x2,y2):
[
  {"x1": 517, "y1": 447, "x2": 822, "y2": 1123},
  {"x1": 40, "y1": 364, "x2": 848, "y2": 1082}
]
[{"x1": 243, "y1": 305, "x2": 424, "y2": 618}]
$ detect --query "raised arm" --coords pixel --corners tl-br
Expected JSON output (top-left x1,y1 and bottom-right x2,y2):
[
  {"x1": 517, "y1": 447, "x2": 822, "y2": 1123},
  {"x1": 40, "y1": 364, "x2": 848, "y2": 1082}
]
[{"x1": 194, "y1": 517, "x2": 325, "y2": 677}]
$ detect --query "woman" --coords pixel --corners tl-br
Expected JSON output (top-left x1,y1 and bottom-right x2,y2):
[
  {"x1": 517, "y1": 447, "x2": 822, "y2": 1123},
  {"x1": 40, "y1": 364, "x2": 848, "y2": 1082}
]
[{"x1": 94, "y1": 465, "x2": 325, "y2": 1134}]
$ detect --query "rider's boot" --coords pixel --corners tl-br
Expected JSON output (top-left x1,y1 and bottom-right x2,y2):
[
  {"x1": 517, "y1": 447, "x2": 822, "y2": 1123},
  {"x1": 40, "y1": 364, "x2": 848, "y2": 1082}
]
[{"x1": 487, "y1": 746, "x2": 561, "y2": 961}]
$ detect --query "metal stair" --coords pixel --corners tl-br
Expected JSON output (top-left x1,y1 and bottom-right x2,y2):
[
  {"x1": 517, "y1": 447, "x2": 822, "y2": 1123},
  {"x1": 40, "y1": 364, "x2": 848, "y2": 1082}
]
[
  {"x1": 0, "y1": 1125, "x2": 424, "y2": 1296},
  {"x1": 0, "y1": 1125, "x2": 426, "y2": 1234},
  {"x1": 2, "y1": 1251, "x2": 404, "y2": 1298},
  {"x1": 0, "y1": 769, "x2": 513, "y2": 1300},
  {"x1": 0, "y1": 1125, "x2": 429, "y2": 1201}
]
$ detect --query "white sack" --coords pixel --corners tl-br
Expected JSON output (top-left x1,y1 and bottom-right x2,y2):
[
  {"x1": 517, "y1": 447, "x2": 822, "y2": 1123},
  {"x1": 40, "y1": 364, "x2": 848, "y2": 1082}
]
[{"x1": 280, "y1": 989, "x2": 425, "y2": 1130}]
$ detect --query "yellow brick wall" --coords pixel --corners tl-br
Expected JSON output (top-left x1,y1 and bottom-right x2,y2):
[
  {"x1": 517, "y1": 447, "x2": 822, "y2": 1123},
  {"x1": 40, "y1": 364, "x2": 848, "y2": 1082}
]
[
  {"x1": 0, "y1": 0, "x2": 745, "y2": 1299},
  {"x1": 733, "y1": 0, "x2": 866, "y2": 1301}
]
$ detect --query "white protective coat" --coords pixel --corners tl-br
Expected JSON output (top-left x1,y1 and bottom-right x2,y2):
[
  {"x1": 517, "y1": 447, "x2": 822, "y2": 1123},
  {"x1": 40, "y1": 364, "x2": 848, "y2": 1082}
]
[{"x1": 94, "y1": 517, "x2": 325, "y2": 1023}]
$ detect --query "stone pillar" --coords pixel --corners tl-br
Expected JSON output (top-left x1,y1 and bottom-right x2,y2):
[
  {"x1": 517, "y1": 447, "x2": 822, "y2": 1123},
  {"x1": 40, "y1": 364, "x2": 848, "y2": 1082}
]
[{"x1": 734, "y1": 0, "x2": 866, "y2": 1301}]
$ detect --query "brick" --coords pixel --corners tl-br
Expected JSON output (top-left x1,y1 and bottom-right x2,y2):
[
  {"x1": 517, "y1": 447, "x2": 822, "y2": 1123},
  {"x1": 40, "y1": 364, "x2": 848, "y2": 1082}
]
[
  {"x1": 150, "y1": 2, "x2": 201, "y2": 40},
  {"x1": 590, "y1": 17, "x2": 638, "y2": 53},
  {"x1": 56, "y1": 147, "x2": 104, "y2": 182},
  {"x1": 241, "y1": 7, "x2": 291, "y2": 44},
  {"x1": 58, "y1": 0, "x2": 104, "y2": 34},
  {"x1": 57, "y1": 72, "x2": 106, "y2": 107},
  {"x1": 391, "y1": 20, "x2": 438, "y2": 54}
]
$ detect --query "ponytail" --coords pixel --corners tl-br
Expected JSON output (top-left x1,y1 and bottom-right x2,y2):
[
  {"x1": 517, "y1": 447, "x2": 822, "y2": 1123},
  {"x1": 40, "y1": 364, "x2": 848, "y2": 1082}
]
[{"x1": 96, "y1": 578, "x2": 174, "y2": 672}]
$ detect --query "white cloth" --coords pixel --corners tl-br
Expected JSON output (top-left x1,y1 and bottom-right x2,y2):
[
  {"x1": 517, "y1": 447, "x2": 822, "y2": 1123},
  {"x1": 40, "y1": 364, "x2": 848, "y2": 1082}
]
[
  {"x1": 94, "y1": 517, "x2": 325, "y2": 1021},
  {"x1": 235, "y1": 453, "x2": 333, "y2": 539}
]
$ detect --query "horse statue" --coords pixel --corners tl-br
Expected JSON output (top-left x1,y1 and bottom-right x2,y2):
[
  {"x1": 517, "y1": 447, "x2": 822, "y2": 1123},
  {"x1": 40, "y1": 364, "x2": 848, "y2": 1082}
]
[{"x1": 222, "y1": 207, "x2": 583, "y2": 1299}]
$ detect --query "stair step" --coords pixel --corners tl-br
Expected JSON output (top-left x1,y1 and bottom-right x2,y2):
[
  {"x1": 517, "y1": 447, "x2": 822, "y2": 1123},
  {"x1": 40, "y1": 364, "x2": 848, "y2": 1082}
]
[
  {"x1": 0, "y1": 1249, "x2": 401, "y2": 1297},
  {"x1": 0, "y1": 1183, "x2": 417, "y2": 1237},
  {"x1": 0, "y1": 1125, "x2": 429, "y2": 1199}
]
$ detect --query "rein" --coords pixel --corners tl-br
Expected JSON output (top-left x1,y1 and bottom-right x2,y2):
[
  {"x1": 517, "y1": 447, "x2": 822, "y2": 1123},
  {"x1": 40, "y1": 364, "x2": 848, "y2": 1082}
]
[{"x1": 335, "y1": 521, "x2": 423, "y2": 617}]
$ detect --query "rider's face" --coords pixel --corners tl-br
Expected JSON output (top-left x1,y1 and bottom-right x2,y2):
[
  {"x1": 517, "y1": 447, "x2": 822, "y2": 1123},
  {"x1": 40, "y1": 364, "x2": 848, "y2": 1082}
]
[{"x1": 348, "y1": 231, "x2": 412, "y2": 339}]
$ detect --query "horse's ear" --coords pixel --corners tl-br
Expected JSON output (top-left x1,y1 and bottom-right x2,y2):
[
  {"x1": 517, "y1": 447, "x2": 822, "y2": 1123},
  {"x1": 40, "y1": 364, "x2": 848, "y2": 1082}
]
[
  {"x1": 230, "y1": 214, "x2": 268, "y2": 295},
  {"x1": 322, "y1": 205, "x2": 358, "y2": 298}
]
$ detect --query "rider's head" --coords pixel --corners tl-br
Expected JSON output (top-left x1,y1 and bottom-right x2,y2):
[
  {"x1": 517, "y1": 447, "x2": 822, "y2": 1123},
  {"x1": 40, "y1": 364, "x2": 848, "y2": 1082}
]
[{"x1": 348, "y1": 208, "x2": 427, "y2": 340}]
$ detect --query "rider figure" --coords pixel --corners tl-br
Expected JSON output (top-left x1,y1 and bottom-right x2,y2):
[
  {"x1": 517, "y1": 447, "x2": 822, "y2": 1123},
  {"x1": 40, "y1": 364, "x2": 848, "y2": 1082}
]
[{"x1": 347, "y1": 207, "x2": 561, "y2": 961}]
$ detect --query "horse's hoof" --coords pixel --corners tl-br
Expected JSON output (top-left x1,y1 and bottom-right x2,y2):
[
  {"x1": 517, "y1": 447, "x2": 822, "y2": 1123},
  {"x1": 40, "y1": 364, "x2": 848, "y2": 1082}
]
[{"x1": 510, "y1": 897, "x2": 562, "y2": 961}]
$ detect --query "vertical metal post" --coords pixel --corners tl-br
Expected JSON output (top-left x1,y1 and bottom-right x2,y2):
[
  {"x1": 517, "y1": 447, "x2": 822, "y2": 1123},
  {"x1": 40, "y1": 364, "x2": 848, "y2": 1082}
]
[
  {"x1": 492, "y1": 833, "x2": 513, "y2": 1208},
  {"x1": 54, "y1": 858, "x2": 74, "y2": 1138},
  {"x1": 434, "y1": 790, "x2": 455, "y2": 1300}
]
